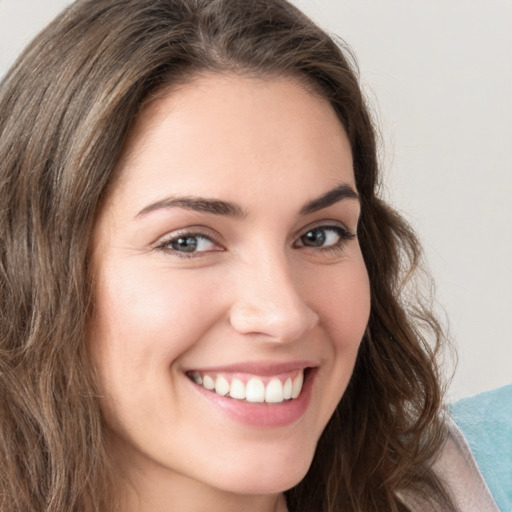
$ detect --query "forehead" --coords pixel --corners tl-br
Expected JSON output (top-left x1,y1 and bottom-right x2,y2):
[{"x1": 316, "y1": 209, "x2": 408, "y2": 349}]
[{"x1": 108, "y1": 73, "x2": 355, "y2": 213}]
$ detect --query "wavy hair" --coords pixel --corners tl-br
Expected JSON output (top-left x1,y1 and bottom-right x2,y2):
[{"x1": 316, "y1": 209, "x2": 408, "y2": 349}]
[{"x1": 0, "y1": 0, "x2": 454, "y2": 510}]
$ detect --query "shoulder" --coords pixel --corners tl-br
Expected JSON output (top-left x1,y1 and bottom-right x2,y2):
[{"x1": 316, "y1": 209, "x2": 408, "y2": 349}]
[{"x1": 450, "y1": 384, "x2": 512, "y2": 512}]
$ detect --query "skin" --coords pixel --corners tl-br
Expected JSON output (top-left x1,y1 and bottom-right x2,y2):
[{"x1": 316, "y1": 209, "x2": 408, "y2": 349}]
[{"x1": 89, "y1": 74, "x2": 371, "y2": 512}]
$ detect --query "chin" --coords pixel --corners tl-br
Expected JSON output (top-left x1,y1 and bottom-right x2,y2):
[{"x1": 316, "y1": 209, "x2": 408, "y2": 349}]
[{"x1": 209, "y1": 444, "x2": 315, "y2": 496}]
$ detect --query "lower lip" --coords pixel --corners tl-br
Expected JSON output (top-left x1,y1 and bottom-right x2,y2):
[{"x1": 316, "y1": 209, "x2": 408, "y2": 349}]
[{"x1": 188, "y1": 369, "x2": 316, "y2": 428}]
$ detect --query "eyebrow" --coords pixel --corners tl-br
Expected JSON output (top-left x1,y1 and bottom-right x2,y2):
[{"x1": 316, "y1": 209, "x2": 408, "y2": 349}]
[
  {"x1": 136, "y1": 196, "x2": 247, "y2": 218},
  {"x1": 136, "y1": 183, "x2": 358, "y2": 219},
  {"x1": 299, "y1": 183, "x2": 359, "y2": 215}
]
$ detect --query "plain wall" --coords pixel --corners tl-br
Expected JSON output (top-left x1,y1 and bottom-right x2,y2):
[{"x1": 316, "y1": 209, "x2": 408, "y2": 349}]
[{"x1": 1, "y1": 0, "x2": 511, "y2": 401}]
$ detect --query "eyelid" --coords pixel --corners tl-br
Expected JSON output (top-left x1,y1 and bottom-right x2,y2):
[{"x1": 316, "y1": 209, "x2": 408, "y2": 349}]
[
  {"x1": 153, "y1": 226, "x2": 225, "y2": 253},
  {"x1": 293, "y1": 220, "x2": 355, "y2": 242},
  {"x1": 292, "y1": 222, "x2": 356, "y2": 256},
  {"x1": 152, "y1": 220, "x2": 356, "y2": 258}
]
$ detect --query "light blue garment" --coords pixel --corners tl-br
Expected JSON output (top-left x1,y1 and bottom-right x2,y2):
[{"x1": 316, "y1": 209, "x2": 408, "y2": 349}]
[{"x1": 451, "y1": 384, "x2": 512, "y2": 512}]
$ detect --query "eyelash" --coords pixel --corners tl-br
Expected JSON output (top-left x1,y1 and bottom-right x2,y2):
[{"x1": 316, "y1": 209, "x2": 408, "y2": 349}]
[
  {"x1": 154, "y1": 231, "x2": 219, "y2": 258},
  {"x1": 155, "y1": 225, "x2": 356, "y2": 259},
  {"x1": 294, "y1": 225, "x2": 356, "y2": 253}
]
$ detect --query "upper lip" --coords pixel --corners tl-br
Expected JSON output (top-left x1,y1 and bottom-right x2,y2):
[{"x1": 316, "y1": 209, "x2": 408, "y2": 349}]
[{"x1": 184, "y1": 360, "x2": 318, "y2": 376}]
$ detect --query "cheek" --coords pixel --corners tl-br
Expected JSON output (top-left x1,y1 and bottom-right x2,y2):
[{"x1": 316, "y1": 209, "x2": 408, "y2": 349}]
[
  {"x1": 311, "y1": 258, "x2": 370, "y2": 403},
  {"x1": 88, "y1": 262, "x2": 224, "y2": 393},
  {"x1": 311, "y1": 259, "x2": 371, "y2": 348},
  {"x1": 88, "y1": 262, "x2": 230, "y2": 448}
]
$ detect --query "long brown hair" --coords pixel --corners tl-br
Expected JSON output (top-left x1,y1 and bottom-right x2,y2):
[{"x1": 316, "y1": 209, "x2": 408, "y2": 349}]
[{"x1": 0, "y1": 0, "x2": 454, "y2": 510}]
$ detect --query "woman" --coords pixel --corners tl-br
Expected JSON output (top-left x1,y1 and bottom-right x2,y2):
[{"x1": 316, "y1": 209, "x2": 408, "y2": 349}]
[{"x1": 0, "y1": 1, "x2": 498, "y2": 511}]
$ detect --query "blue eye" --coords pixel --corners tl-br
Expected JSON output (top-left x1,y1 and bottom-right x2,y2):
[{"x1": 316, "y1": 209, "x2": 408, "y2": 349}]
[
  {"x1": 296, "y1": 225, "x2": 355, "y2": 250},
  {"x1": 158, "y1": 233, "x2": 219, "y2": 256}
]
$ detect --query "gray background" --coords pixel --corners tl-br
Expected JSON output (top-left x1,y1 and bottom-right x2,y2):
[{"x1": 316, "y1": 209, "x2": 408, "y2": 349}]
[{"x1": 1, "y1": 0, "x2": 511, "y2": 400}]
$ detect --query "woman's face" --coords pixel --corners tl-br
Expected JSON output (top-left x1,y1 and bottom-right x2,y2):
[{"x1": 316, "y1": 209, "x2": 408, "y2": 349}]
[{"x1": 90, "y1": 74, "x2": 370, "y2": 507}]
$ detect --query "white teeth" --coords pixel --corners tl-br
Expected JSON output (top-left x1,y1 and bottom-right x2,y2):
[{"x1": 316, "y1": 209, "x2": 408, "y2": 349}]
[
  {"x1": 265, "y1": 378, "x2": 284, "y2": 403},
  {"x1": 229, "y1": 378, "x2": 246, "y2": 400},
  {"x1": 215, "y1": 376, "x2": 230, "y2": 396},
  {"x1": 246, "y1": 378, "x2": 265, "y2": 402},
  {"x1": 190, "y1": 370, "x2": 305, "y2": 403},
  {"x1": 202, "y1": 374, "x2": 215, "y2": 390},
  {"x1": 283, "y1": 377, "x2": 293, "y2": 400},
  {"x1": 291, "y1": 372, "x2": 304, "y2": 399}
]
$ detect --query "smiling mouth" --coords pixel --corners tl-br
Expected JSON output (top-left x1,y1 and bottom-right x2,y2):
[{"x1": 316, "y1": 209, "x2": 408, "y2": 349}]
[{"x1": 186, "y1": 369, "x2": 308, "y2": 404}]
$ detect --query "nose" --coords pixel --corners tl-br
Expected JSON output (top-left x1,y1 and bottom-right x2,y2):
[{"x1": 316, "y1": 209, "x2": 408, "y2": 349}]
[{"x1": 228, "y1": 253, "x2": 319, "y2": 343}]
